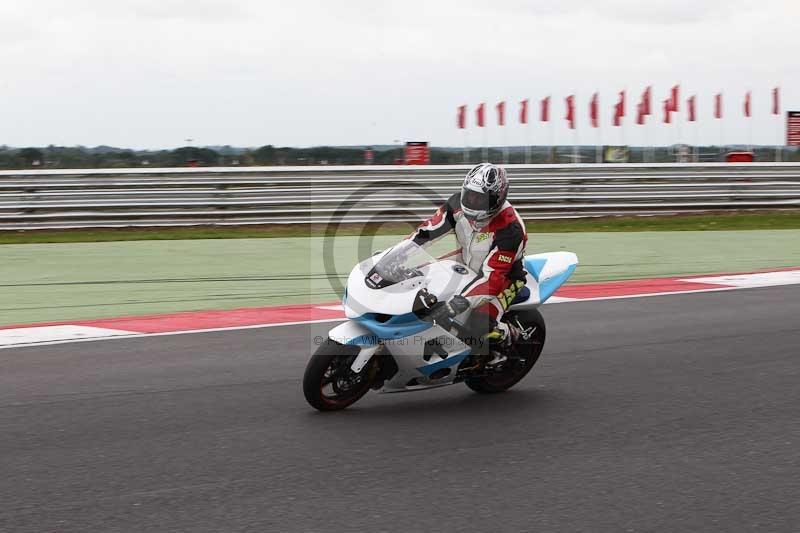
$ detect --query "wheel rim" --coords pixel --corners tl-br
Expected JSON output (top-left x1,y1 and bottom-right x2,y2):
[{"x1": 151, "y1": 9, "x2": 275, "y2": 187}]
[
  {"x1": 484, "y1": 328, "x2": 545, "y2": 388},
  {"x1": 319, "y1": 354, "x2": 370, "y2": 406}
]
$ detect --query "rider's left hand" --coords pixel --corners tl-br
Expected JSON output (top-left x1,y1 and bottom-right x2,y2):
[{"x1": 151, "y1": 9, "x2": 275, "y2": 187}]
[{"x1": 429, "y1": 295, "x2": 470, "y2": 325}]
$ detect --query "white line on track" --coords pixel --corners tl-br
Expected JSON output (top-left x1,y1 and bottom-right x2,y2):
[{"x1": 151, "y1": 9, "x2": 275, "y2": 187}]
[
  {"x1": 0, "y1": 285, "x2": 761, "y2": 351},
  {"x1": 0, "y1": 325, "x2": 137, "y2": 347}
]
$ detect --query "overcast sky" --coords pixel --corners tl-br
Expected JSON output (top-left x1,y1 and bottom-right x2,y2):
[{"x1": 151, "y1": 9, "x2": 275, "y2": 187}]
[{"x1": 1, "y1": 0, "x2": 798, "y2": 149}]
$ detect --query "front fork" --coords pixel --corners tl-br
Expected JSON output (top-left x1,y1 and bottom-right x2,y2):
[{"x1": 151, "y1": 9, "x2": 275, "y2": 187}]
[{"x1": 350, "y1": 344, "x2": 381, "y2": 373}]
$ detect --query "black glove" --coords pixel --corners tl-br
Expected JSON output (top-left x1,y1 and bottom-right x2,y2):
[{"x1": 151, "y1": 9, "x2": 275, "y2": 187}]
[{"x1": 429, "y1": 295, "x2": 471, "y2": 325}]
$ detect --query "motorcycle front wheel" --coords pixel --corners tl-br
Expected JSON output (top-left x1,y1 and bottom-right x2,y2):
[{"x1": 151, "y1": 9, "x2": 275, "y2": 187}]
[
  {"x1": 303, "y1": 339, "x2": 376, "y2": 411},
  {"x1": 465, "y1": 309, "x2": 546, "y2": 394}
]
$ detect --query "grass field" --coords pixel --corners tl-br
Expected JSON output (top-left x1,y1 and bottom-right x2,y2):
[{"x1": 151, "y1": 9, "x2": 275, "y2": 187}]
[
  {"x1": 2, "y1": 211, "x2": 800, "y2": 244},
  {"x1": 2, "y1": 228, "x2": 799, "y2": 326}
]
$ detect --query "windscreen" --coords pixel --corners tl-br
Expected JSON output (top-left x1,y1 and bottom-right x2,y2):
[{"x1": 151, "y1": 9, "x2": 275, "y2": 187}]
[{"x1": 368, "y1": 240, "x2": 434, "y2": 287}]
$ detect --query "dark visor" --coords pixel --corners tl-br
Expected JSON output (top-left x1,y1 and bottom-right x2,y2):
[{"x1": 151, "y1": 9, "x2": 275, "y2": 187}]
[{"x1": 461, "y1": 189, "x2": 491, "y2": 211}]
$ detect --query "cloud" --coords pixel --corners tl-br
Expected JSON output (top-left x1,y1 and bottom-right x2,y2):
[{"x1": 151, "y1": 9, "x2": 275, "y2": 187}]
[{"x1": 0, "y1": 0, "x2": 796, "y2": 148}]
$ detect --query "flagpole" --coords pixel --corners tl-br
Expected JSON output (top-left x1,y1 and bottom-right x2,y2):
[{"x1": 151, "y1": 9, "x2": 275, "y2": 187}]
[
  {"x1": 572, "y1": 93, "x2": 578, "y2": 163},
  {"x1": 694, "y1": 124, "x2": 700, "y2": 163},
  {"x1": 651, "y1": 121, "x2": 655, "y2": 163},
  {"x1": 572, "y1": 93, "x2": 578, "y2": 164},
  {"x1": 676, "y1": 84, "x2": 682, "y2": 151},
  {"x1": 597, "y1": 123, "x2": 602, "y2": 164},
  {"x1": 777, "y1": 100, "x2": 783, "y2": 162},
  {"x1": 694, "y1": 98, "x2": 700, "y2": 162},
  {"x1": 482, "y1": 102, "x2": 488, "y2": 162},
  {"x1": 642, "y1": 120, "x2": 648, "y2": 162},
  {"x1": 718, "y1": 93, "x2": 724, "y2": 158},
  {"x1": 648, "y1": 112, "x2": 653, "y2": 163},
  {"x1": 644, "y1": 101, "x2": 650, "y2": 163},
  {"x1": 620, "y1": 91, "x2": 626, "y2": 149},
  {"x1": 526, "y1": 119, "x2": 532, "y2": 164},
  {"x1": 504, "y1": 125, "x2": 509, "y2": 164},
  {"x1": 775, "y1": 89, "x2": 780, "y2": 162},
  {"x1": 619, "y1": 105, "x2": 624, "y2": 148},
  {"x1": 573, "y1": 129, "x2": 579, "y2": 164},
  {"x1": 642, "y1": 102, "x2": 648, "y2": 163},
  {"x1": 692, "y1": 93, "x2": 698, "y2": 161},
  {"x1": 525, "y1": 110, "x2": 532, "y2": 164},
  {"x1": 776, "y1": 87, "x2": 782, "y2": 162},
  {"x1": 594, "y1": 93, "x2": 601, "y2": 164}
]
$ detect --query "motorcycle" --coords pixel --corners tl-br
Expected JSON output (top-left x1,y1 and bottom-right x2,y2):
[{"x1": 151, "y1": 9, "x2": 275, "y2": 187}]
[{"x1": 303, "y1": 239, "x2": 578, "y2": 411}]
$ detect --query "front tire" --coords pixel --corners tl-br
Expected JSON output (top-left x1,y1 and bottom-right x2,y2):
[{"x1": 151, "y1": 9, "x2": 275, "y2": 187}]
[
  {"x1": 465, "y1": 309, "x2": 546, "y2": 394},
  {"x1": 303, "y1": 339, "x2": 376, "y2": 411}
]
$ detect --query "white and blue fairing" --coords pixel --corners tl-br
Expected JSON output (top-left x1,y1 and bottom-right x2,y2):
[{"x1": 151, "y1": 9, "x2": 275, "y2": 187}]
[
  {"x1": 509, "y1": 251, "x2": 579, "y2": 309},
  {"x1": 328, "y1": 241, "x2": 578, "y2": 391}
]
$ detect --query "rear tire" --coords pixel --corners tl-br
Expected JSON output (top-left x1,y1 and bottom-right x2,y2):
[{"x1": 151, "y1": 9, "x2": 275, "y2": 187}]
[
  {"x1": 465, "y1": 309, "x2": 546, "y2": 394},
  {"x1": 303, "y1": 339, "x2": 376, "y2": 411}
]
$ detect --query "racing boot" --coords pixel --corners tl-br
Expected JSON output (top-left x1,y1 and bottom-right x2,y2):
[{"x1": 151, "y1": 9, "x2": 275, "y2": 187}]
[{"x1": 483, "y1": 322, "x2": 511, "y2": 367}]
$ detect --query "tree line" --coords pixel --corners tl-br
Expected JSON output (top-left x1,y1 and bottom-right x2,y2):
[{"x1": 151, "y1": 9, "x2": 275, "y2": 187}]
[
  {"x1": 0, "y1": 144, "x2": 797, "y2": 169},
  {"x1": 0, "y1": 145, "x2": 410, "y2": 169}
]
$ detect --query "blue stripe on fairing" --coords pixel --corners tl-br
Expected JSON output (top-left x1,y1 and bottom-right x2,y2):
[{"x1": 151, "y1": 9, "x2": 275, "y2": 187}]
[
  {"x1": 344, "y1": 334, "x2": 380, "y2": 346},
  {"x1": 354, "y1": 312, "x2": 432, "y2": 340},
  {"x1": 416, "y1": 349, "x2": 471, "y2": 376},
  {"x1": 524, "y1": 257, "x2": 548, "y2": 282},
  {"x1": 538, "y1": 264, "x2": 577, "y2": 302}
]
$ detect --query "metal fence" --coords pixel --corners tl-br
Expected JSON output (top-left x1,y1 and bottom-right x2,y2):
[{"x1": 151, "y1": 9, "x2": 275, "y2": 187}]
[{"x1": 1, "y1": 163, "x2": 800, "y2": 230}]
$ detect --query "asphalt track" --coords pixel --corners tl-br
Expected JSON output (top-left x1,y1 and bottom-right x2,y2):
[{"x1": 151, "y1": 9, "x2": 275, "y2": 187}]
[{"x1": 2, "y1": 286, "x2": 799, "y2": 532}]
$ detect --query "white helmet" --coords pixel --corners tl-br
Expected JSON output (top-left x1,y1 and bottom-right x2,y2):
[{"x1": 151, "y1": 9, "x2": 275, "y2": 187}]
[{"x1": 460, "y1": 163, "x2": 509, "y2": 227}]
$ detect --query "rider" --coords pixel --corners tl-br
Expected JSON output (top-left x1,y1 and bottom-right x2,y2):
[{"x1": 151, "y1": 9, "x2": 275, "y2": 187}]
[{"x1": 409, "y1": 163, "x2": 527, "y2": 365}]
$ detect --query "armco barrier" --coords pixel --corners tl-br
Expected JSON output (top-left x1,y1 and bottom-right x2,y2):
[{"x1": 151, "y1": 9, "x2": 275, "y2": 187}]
[{"x1": 0, "y1": 163, "x2": 799, "y2": 229}]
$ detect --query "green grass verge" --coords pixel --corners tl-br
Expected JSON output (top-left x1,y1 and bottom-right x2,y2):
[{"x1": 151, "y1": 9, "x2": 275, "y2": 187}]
[
  {"x1": 2, "y1": 211, "x2": 800, "y2": 244},
  {"x1": 3, "y1": 229, "x2": 799, "y2": 325}
]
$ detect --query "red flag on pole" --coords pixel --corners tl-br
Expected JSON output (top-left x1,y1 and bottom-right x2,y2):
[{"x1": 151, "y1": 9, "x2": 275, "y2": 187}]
[
  {"x1": 772, "y1": 87, "x2": 780, "y2": 115},
  {"x1": 636, "y1": 102, "x2": 645, "y2": 125},
  {"x1": 668, "y1": 85, "x2": 680, "y2": 112},
  {"x1": 687, "y1": 96, "x2": 696, "y2": 122},
  {"x1": 663, "y1": 99, "x2": 671, "y2": 124},
  {"x1": 457, "y1": 105, "x2": 467, "y2": 129},
  {"x1": 714, "y1": 93, "x2": 723, "y2": 119},
  {"x1": 520, "y1": 99, "x2": 529, "y2": 124},
  {"x1": 496, "y1": 101, "x2": 506, "y2": 126},
  {"x1": 613, "y1": 91, "x2": 625, "y2": 126},
  {"x1": 744, "y1": 91, "x2": 751, "y2": 117},
  {"x1": 642, "y1": 86, "x2": 652, "y2": 115},
  {"x1": 540, "y1": 97, "x2": 550, "y2": 122},
  {"x1": 565, "y1": 95, "x2": 575, "y2": 129},
  {"x1": 476, "y1": 103, "x2": 485, "y2": 127},
  {"x1": 589, "y1": 93, "x2": 599, "y2": 128}
]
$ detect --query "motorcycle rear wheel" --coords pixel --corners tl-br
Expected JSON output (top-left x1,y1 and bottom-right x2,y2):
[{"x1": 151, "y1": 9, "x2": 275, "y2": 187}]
[
  {"x1": 303, "y1": 339, "x2": 376, "y2": 411},
  {"x1": 465, "y1": 309, "x2": 546, "y2": 394}
]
